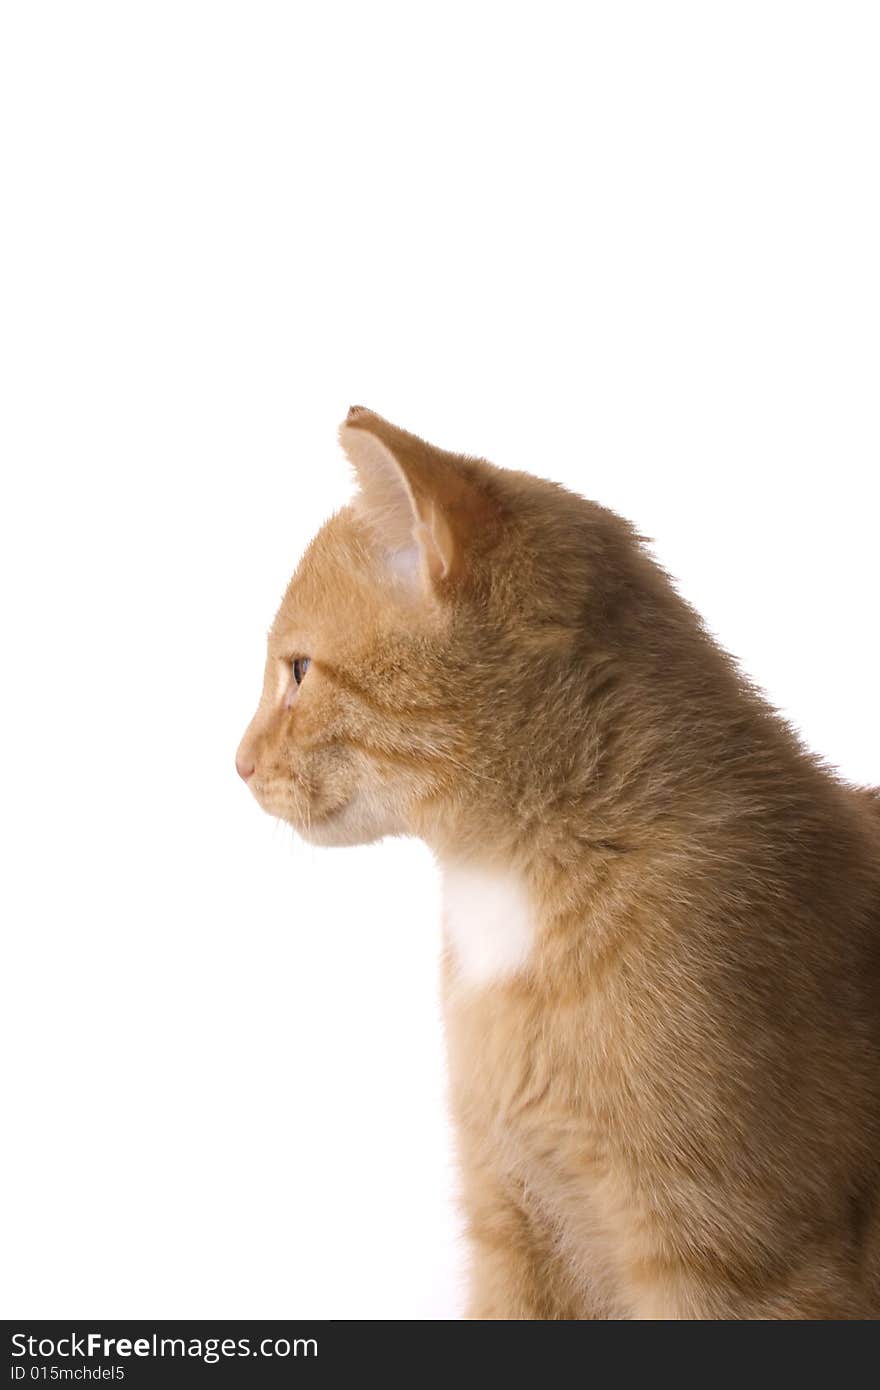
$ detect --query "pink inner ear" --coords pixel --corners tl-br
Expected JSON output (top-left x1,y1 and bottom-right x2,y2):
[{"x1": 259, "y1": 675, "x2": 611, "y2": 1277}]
[
  {"x1": 386, "y1": 545, "x2": 422, "y2": 584},
  {"x1": 341, "y1": 411, "x2": 479, "y2": 589},
  {"x1": 345, "y1": 436, "x2": 439, "y2": 587}
]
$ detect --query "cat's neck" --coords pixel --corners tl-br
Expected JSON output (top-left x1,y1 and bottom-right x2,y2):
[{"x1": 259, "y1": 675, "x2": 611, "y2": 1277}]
[{"x1": 429, "y1": 640, "x2": 832, "y2": 993}]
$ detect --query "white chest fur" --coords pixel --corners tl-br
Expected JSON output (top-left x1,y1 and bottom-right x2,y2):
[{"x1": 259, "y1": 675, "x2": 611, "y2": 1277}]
[{"x1": 440, "y1": 862, "x2": 535, "y2": 988}]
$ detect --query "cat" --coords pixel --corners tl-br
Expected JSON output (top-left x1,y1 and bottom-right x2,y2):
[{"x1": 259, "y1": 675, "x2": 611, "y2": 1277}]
[{"x1": 237, "y1": 407, "x2": 880, "y2": 1319}]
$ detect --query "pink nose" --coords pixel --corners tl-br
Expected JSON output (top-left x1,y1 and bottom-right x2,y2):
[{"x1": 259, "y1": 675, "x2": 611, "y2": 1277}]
[{"x1": 236, "y1": 751, "x2": 255, "y2": 782}]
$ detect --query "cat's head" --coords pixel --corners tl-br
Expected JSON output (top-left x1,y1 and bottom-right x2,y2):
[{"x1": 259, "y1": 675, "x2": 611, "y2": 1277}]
[{"x1": 236, "y1": 407, "x2": 632, "y2": 852}]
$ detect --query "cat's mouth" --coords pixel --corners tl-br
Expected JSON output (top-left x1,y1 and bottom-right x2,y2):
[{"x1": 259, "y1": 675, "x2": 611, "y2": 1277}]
[
  {"x1": 249, "y1": 769, "x2": 399, "y2": 847},
  {"x1": 252, "y1": 780, "x2": 352, "y2": 841}
]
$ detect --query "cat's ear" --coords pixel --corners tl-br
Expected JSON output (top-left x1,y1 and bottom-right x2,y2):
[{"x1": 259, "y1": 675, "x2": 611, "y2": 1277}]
[{"x1": 338, "y1": 406, "x2": 497, "y2": 592}]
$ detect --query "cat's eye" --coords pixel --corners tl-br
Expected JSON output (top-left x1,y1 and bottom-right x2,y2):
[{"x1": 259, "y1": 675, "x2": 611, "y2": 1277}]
[{"x1": 292, "y1": 657, "x2": 311, "y2": 686}]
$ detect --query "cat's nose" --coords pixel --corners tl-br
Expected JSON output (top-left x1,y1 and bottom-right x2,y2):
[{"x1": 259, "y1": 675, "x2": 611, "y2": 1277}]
[{"x1": 235, "y1": 748, "x2": 255, "y2": 782}]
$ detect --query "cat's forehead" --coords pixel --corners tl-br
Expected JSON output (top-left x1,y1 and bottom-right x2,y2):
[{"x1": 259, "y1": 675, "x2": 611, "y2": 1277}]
[{"x1": 269, "y1": 507, "x2": 385, "y2": 650}]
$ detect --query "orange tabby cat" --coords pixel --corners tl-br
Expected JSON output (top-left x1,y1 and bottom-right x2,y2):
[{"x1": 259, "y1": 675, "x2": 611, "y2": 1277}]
[{"x1": 237, "y1": 408, "x2": 880, "y2": 1319}]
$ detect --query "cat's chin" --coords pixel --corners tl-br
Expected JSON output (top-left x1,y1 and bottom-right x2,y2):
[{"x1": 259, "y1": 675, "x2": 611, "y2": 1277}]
[{"x1": 292, "y1": 794, "x2": 404, "y2": 849}]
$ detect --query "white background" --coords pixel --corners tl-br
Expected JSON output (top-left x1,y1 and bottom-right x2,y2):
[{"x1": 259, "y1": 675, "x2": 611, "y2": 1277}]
[{"x1": 2, "y1": 2, "x2": 878, "y2": 1320}]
